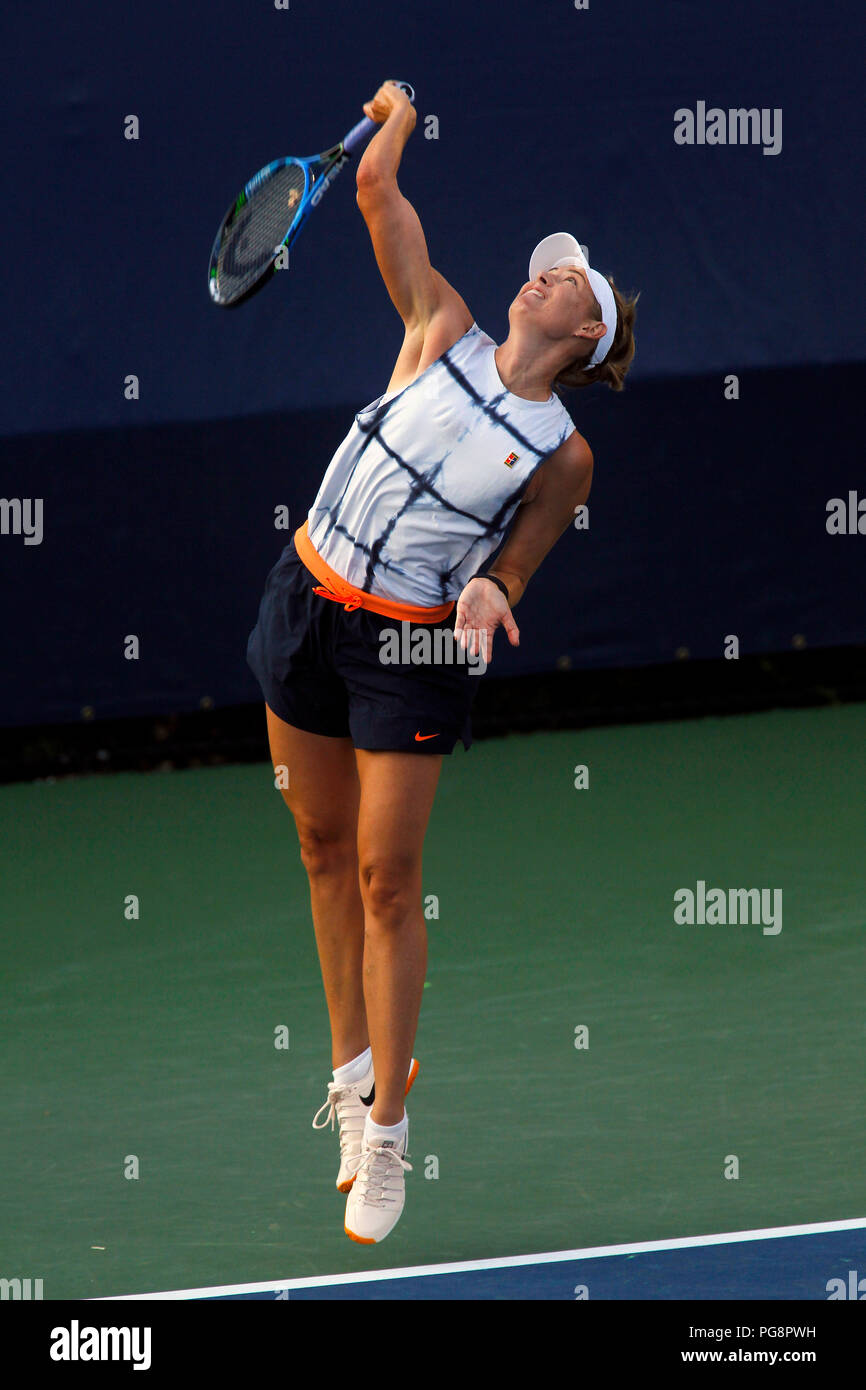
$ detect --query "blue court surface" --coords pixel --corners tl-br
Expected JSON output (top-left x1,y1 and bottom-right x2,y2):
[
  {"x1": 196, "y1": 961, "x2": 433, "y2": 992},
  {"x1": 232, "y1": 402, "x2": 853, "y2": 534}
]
[{"x1": 100, "y1": 1217, "x2": 866, "y2": 1301}]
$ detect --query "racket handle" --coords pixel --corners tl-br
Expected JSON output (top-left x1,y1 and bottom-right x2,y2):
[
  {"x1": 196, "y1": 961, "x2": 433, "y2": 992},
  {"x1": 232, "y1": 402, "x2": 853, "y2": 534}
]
[
  {"x1": 343, "y1": 81, "x2": 415, "y2": 154},
  {"x1": 343, "y1": 116, "x2": 378, "y2": 153}
]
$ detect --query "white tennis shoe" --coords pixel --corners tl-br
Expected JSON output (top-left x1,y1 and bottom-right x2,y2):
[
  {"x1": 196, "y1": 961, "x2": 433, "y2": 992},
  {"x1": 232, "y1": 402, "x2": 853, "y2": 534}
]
[
  {"x1": 312, "y1": 1057, "x2": 419, "y2": 1194},
  {"x1": 343, "y1": 1125, "x2": 412, "y2": 1244}
]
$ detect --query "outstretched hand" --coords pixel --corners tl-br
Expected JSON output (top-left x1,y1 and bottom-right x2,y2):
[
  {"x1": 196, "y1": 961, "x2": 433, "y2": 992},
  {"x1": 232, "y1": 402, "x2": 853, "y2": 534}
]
[
  {"x1": 454, "y1": 578, "x2": 520, "y2": 667},
  {"x1": 363, "y1": 81, "x2": 414, "y2": 126}
]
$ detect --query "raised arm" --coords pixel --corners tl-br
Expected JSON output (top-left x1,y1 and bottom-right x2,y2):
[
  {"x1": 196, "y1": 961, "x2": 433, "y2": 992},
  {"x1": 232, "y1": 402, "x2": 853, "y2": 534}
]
[{"x1": 355, "y1": 82, "x2": 473, "y2": 384}]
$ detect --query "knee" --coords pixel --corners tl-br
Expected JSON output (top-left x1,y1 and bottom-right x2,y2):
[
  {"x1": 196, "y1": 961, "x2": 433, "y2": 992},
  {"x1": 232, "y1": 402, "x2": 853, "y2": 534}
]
[
  {"x1": 295, "y1": 822, "x2": 356, "y2": 880},
  {"x1": 359, "y1": 858, "x2": 418, "y2": 929}
]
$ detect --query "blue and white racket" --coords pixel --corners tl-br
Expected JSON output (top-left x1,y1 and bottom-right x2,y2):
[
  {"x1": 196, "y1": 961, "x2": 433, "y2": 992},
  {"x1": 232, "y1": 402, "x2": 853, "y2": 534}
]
[{"x1": 208, "y1": 81, "x2": 415, "y2": 308}]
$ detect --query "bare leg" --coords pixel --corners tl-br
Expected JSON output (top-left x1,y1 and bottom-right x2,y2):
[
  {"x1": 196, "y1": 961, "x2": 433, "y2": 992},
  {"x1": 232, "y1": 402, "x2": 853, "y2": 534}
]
[
  {"x1": 355, "y1": 749, "x2": 442, "y2": 1126},
  {"x1": 265, "y1": 704, "x2": 367, "y2": 1069}
]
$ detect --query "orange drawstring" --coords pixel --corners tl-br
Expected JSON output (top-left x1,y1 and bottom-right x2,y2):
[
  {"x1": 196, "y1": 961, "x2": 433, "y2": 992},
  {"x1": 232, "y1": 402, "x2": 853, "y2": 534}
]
[
  {"x1": 312, "y1": 583, "x2": 363, "y2": 613},
  {"x1": 296, "y1": 521, "x2": 454, "y2": 624}
]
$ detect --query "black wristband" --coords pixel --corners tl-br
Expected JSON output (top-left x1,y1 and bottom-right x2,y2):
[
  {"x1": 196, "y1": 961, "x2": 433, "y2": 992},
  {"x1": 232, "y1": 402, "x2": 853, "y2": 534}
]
[{"x1": 474, "y1": 573, "x2": 510, "y2": 602}]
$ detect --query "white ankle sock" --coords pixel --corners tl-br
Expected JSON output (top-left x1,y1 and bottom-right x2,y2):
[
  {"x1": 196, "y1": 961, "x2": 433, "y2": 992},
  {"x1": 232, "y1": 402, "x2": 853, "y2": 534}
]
[
  {"x1": 333, "y1": 1047, "x2": 372, "y2": 1086},
  {"x1": 365, "y1": 1110, "x2": 408, "y2": 1146}
]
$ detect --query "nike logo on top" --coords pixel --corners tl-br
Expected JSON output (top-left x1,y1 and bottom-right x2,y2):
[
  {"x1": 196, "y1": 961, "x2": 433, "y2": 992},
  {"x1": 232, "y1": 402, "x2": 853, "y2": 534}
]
[{"x1": 414, "y1": 732, "x2": 439, "y2": 741}]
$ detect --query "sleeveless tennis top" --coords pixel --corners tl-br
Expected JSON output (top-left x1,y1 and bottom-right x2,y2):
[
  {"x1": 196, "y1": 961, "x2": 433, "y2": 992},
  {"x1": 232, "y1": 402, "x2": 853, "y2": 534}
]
[{"x1": 305, "y1": 321, "x2": 575, "y2": 607}]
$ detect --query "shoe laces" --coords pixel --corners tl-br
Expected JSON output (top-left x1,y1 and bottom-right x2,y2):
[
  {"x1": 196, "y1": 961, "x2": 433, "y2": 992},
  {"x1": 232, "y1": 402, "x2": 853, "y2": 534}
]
[
  {"x1": 312, "y1": 1081, "x2": 366, "y2": 1157},
  {"x1": 346, "y1": 1142, "x2": 413, "y2": 1207}
]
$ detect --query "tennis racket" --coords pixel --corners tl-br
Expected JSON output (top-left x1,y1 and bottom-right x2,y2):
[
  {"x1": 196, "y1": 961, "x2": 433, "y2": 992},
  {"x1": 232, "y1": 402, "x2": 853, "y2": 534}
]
[{"x1": 208, "y1": 80, "x2": 415, "y2": 308}]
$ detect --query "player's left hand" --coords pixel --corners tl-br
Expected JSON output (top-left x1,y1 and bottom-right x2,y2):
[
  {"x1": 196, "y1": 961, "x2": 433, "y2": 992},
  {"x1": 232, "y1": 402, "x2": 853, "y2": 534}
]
[{"x1": 454, "y1": 578, "x2": 520, "y2": 666}]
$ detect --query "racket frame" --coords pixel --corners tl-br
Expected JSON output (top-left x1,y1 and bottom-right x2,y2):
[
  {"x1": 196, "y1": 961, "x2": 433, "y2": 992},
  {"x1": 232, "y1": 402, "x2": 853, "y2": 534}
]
[{"x1": 208, "y1": 82, "x2": 414, "y2": 308}]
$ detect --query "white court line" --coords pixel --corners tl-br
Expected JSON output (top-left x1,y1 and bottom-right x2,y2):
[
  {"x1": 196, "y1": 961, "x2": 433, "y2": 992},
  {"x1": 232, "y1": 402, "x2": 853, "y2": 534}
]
[{"x1": 94, "y1": 1215, "x2": 866, "y2": 1300}]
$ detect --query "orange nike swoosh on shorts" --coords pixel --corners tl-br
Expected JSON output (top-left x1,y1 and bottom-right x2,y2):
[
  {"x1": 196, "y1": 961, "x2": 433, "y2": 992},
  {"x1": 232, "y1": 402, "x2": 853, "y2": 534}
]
[{"x1": 414, "y1": 731, "x2": 440, "y2": 741}]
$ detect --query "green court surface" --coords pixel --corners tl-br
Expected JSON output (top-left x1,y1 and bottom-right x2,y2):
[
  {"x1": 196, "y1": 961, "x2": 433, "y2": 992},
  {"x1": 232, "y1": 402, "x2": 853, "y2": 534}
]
[{"x1": 2, "y1": 703, "x2": 864, "y2": 1300}]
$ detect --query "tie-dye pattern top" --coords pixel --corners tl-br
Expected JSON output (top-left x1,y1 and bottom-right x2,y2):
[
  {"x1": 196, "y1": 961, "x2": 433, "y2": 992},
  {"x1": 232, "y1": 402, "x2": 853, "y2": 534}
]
[{"x1": 306, "y1": 322, "x2": 575, "y2": 607}]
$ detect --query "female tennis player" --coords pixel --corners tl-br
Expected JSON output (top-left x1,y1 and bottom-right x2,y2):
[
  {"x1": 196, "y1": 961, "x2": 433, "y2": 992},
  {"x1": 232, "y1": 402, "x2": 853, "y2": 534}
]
[{"x1": 247, "y1": 80, "x2": 638, "y2": 1244}]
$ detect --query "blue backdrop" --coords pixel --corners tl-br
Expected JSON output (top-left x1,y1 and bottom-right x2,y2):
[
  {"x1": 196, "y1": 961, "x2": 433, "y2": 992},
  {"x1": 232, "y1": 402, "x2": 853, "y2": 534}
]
[{"x1": 2, "y1": 0, "x2": 863, "y2": 727}]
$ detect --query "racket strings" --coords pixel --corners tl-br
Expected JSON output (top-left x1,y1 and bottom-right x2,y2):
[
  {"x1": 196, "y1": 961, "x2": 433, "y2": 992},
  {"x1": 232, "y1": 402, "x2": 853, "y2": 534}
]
[{"x1": 215, "y1": 162, "x2": 307, "y2": 303}]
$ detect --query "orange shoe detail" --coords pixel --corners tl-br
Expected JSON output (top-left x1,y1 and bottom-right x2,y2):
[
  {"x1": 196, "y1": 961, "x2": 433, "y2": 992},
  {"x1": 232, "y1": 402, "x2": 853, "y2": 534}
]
[{"x1": 345, "y1": 1224, "x2": 376, "y2": 1245}]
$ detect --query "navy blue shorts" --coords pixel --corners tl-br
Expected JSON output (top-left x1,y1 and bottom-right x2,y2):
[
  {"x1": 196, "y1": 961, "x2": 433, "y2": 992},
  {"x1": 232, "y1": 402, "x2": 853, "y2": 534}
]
[{"x1": 246, "y1": 536, "x2": 480, "y2": 754}]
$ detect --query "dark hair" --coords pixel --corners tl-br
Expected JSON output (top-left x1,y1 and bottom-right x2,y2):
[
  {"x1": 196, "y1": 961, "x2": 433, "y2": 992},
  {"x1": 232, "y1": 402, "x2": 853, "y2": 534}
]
[{"x1": 553, "y1": 274, "x2": 640, "y2": 394}]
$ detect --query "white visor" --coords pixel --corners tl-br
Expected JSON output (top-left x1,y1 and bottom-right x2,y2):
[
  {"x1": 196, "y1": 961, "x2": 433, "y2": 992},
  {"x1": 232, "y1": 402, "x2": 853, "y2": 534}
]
[{"x1": 528, "y1": 232, "x2": 617, "y2": 368}]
